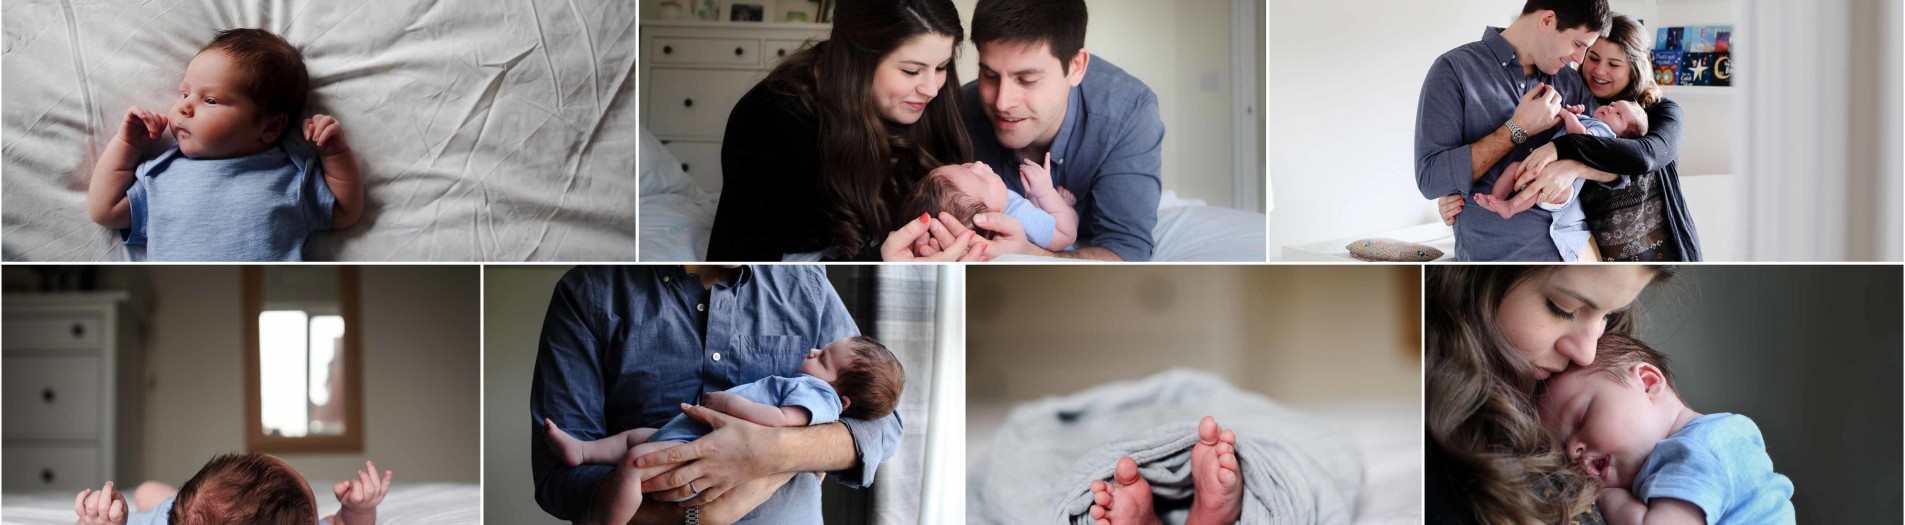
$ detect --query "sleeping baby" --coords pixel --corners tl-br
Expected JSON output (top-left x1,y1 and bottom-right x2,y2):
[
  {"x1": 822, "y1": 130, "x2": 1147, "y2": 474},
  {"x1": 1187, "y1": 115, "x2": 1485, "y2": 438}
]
[
  {"x1": 72, "y1": 452, "x2": 391, "y2": 525},
  {"x1": 84, "y1": 28, "x2": 362, "y2": 261},
  {"x1": 902, "y1": 156, "x2": 1078, "y2": 252},
  {"x1": 541, "y1": 335, "x2": 905, "y2": 525},
  {"x1": 1475, "y1": 99, "x2": 1650, "y2": 219},
  {"x1": 1537, "y1": 334, "x2": 1795, "y2": 525}
]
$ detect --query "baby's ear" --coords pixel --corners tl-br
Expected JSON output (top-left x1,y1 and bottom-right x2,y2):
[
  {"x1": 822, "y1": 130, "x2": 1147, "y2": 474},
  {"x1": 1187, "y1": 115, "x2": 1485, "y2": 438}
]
[
  {"x1": 260, "y1": 114, "x2": 287, "y2": 144},
  {"x1": 839, "y1": 395, "x2": 852, "y2": 412},
  {"x1": 1634, "y1": 363, "x2": 1668, "y2": 397}
]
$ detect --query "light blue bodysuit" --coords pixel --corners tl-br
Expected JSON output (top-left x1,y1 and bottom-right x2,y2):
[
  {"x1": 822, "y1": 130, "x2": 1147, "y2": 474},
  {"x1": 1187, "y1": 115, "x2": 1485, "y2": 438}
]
[{"x1": 125, "y1": 142, "x2": 334, "y2": 261}]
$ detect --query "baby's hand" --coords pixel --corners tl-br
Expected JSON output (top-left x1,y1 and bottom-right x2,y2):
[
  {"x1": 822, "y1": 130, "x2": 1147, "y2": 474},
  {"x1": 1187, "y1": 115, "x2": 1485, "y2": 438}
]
[
  {"x1": 117, "y1": 106, "x2": 169, "y2": 149},
  {"x1": 1559, "y1": 109, "x2": 1588, "y2": 135},
  {"x1": 1019, "y1": 153, "x2": 1056, "y2": 200},
  {"x1": 702, "y1": 391, "x2": 739, "y2": 414},
  {"x1": 333, "y1": 461, "x2": 392, "y2": 513},
  {"x1": 304, "y1": 114, "x2": 352, "y2": 158},
  {"x1": 73, "y1": 481, "x2": 128, "y2": 525},
  {"x1": 1057, "y1": 186, "x2": 1077, "y2": 207}
]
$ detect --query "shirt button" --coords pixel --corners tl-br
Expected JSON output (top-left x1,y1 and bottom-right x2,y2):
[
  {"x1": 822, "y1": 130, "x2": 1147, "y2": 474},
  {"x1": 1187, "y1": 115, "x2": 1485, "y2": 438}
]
[
  {"x1": 663, "y1": 276, "x2": 671, "y2": 282},
  {"x1": 697, "y1": 303, "x2": 706, "y2": 312},
  {"x1": 711, "y1": 352, "x2": 722, "y2": 362},
  {"x1": 1519, "y1": 83, "x2": 1526, "y2": 89}
]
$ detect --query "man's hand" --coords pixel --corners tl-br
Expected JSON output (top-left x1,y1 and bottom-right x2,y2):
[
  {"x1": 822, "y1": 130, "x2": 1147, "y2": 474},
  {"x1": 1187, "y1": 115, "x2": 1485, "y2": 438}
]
[
  {"x1": 1511, "y1": 83, "x2": 1563, "y2": 135},
  {"x1": 332, "y1": 461, "x2": 392, "y2": 525},
  {"x1": 969, "y1": 212, "x2": 1040, "y2": 257},
  {"x1": 117, "y1": 106, "x2": 169, "y2": 150},
  {"x1": 304, "y1": 114, "x2": 352, "y2": 158},
  {"x1": 1514, "y1": 143, "x2": 1563, "y2": 191},
  {"x1": 635, "y1": 403, "x2": 785, "y2": 506},
  {"x1": 73, "y1": 481, "x2": 127, "y2": 525}
]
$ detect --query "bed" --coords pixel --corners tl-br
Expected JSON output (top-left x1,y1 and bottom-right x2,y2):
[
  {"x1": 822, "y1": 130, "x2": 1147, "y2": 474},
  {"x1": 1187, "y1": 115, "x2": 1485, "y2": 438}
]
[
  {"x1": 637, "y1": 128, "x2": 1267, "y2": 262},
  {"x1": 0, "y1": 482, "x2": 479, "y2": 525},
  {"x1": 2, "y1": 0, "x2": 637, "y2": 261}
]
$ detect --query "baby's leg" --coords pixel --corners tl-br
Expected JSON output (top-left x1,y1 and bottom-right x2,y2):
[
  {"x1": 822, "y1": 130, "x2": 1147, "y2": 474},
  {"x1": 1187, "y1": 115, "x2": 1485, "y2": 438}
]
[
  {"x1": 1187, "y1": 416, "x2": 1244, "y2": 525},
  {"x1": 133, "y1": 481, "x2": 177, "y2": 512},
  {"x1": 543, "y1": 418, "x2": 653, "y2": 468},
  {"x1": 1474, "y1": 162, "x2": 1539, "y2": 219},
  {"x1": 593, "y1": 441, "x2": 689, "y2": 525},
  {"x1": 1088, "y1": 457, "x2": 1162, "y2": 525}
]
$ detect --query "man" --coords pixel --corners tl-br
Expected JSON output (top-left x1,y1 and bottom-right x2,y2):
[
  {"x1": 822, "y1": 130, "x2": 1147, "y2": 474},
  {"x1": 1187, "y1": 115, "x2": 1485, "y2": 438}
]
[
  {"x1": 530, "y1": 265, "x2": 901, "y2": 524},
  {"x1": 1415, "y1": 0, "x2": 1618, "y2": 261},
  {"x1": 959, "y1": 0, "x2": 1164, "y2": 262}
]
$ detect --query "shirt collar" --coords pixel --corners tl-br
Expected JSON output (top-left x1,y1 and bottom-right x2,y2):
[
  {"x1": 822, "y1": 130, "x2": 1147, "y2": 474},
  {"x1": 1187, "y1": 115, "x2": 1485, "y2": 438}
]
[
  {"x1": 1483, "y1": 27, "x2": 1521, "y2": 71},
  {"x1": 671, "y1": 265, "x2": 755, "y2": 289}
]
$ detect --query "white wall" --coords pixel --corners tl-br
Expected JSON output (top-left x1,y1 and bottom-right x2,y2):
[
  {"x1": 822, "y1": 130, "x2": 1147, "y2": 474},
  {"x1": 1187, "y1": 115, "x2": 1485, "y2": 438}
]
[
  {"x1": 138, "y1": 266, "x2": 481, "y2": 484},
  {"x1": 1266, "y1": 0, "x2": 1656, "y2": 259},
  {"x1": 482, "y1": 266, "x2": 574, "y2": 525}
]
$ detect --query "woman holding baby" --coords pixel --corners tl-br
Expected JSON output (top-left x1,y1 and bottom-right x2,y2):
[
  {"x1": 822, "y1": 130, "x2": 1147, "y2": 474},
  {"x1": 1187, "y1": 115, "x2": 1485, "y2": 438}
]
[
  {"x1": 705, "y1": 0, "x2": 986, "y2": 262},
  {"x1": 1442, "y1": 14, "x2": 1702, "y2": 261},
  {"x1": 1424, "y1": 265, "x2": 1676, "y2": 524}
]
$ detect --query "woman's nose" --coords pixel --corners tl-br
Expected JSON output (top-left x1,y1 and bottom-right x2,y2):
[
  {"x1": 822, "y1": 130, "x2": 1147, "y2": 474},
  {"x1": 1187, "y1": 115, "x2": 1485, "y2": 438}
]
[{"x1": 1557, "y1": 324, "x2": 1605, "y2": 367}]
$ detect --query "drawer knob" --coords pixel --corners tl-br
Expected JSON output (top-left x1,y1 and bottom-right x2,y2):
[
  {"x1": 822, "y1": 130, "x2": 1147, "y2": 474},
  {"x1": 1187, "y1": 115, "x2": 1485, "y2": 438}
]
[
  {"x1": 734, "y1": 47, "x2": 744, "y2": 56},
  {"x1": 682, "y1": 163, "x2": 691, "y2": 172},
  {"x1": 778, "y1": 48, "x2": 787, "y2": 58},
  {"x1": 70, "y1": 322, "x2": 85, "y2": 338},
  {"x1": 684, "y1": 98, "x2": 694, "y2": 108},
  {"x1": 40, "y1": 468, "x2": 55, "y2": 484},
  {"x1": 41, "y1": 388, "x2": 56, "y2": 403},
  {"x1": 660, "y1": 140, "x2": 672, "y2": 145},
  {"x1": 663, "y1": 45, "x2": 674, "y2": 55}
]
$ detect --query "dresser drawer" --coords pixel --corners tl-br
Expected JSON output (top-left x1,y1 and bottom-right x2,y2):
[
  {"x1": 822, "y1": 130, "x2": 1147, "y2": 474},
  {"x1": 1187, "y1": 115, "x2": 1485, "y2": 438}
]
[
  {"x1": 645, "y1": 69, "x2": 766, "y2": 138},
  {"x1": 651, "y1": 37, "x2": 760, "y2": 66},
  {"x1": 764, "y1": 39, "x2": 812, "y2": 64},
  {"x1": 3, "y1": 445, "x2": 102, "y2": 489},
  {"x1": 3, "y1": 314, "x2": 105, "y2": 351},
  {"x1": 3, "y1": 356, "x2": 103, "y2": 438},
  {"x1": 660, "y1": 140, "x2": 725, "y2": 193}
]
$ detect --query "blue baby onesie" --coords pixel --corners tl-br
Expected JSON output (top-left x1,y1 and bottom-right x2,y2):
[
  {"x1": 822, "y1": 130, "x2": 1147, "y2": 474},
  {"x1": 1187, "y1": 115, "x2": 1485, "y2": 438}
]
[
  {"x1": 1633, "y1": 413, "x2": 1796, "y2": 524},
  {"x1": 129, "y1": 495, "x2": 332, "y2": 525},
  {"x1": 125, "y1": 142, "x2": 335, "y2": 261},
  {"x1": 1003, "y1": 190, "x2": 1058, "y2": 250},
  {"x1": 647, "y1": 374, "x2": 843, "y2": 444}
]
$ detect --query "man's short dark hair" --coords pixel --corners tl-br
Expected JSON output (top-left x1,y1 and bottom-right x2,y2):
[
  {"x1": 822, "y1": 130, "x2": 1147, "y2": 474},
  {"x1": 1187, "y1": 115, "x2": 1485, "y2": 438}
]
[
  {"x1": 1522, "y1": 0, "x2": 1611, "y2": 34},
  {"x1": 970, "y1": 0, "x2": 1088, "y2": 74}
]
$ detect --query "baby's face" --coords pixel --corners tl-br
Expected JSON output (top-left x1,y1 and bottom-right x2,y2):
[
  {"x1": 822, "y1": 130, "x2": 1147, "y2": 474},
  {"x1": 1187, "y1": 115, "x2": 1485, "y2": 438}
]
[
  {"x1": 171, "y1": 50, "x2": 278, "y2": 159},
  {"x1": 1536, "y1": 366, "x2": 1678, "y2": 489},
  {"x1": 1593, "y1": 100, "x2": 1646, "y2": 138},
  {"x1": 798, "y1": 337, "x2": 860, "y2": 383},
  {"x1": 931, "y1": 163, "x2": 1008, "y2": 212}
]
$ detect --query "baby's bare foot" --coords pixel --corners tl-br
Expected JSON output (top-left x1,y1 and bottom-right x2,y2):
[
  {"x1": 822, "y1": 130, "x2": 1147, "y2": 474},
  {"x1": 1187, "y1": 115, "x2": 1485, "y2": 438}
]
[
  {"x1": 542, "y1": 418, "x2": 588, "y2": 468},
  {"x1": 1088, "y1": 457, "x2": 1162, "y2": 525},
  {"x1": 1187, "y1": 416, "x2": 1244, "y2": 525}
]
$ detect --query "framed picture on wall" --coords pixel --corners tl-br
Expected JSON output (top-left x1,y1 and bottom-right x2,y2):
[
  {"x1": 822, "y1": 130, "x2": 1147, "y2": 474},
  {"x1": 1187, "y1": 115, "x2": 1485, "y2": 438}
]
[{"x1": 1655, "y1": 25, "x2": 1733, "y2": 87}]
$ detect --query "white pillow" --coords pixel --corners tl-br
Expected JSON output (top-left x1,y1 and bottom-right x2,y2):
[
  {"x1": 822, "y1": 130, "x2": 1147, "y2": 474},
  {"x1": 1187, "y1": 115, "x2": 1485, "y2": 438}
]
[{"x1": 638, "y1": 127, "x2": 704, "y2": 199}]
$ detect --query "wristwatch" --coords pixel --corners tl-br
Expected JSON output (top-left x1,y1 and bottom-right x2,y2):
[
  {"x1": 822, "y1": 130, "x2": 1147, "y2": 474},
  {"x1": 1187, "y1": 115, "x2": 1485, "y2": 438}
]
[
  {"x1": 1505, "y1": 119, "x2": 1529, "y2": 144},
  {"x1": 685, "y1": 506, "x2": 700, "y2": 525}
]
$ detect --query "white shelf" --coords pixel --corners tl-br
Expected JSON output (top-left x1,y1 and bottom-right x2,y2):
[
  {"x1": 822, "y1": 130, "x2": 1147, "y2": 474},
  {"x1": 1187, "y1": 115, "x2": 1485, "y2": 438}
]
[{"x1": 1661, "y1": 85, "x2": 1734, "y2": 97}]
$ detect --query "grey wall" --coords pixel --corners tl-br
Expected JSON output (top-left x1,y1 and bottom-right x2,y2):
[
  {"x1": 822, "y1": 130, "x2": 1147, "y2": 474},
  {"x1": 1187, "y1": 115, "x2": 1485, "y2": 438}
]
[
  {"x1": 482, "y1": 265, "x2": 575, "y2": 525},
  {"x1": 1634, "y1": 266, "x2": 1903, "y2": 522}
]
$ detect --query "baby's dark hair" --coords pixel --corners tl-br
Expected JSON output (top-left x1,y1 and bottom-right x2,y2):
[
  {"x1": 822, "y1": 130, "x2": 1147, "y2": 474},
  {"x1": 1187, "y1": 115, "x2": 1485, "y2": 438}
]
[
  {"x1": 901, "y1": 169, "x2": 988, "y2": 230},
  {"x1": 1582, "y1": 333, "x2": 1676, "y2": 389},
  {"x1": 169, "y1": 452, "x2": 314, "y2": 525},
  {"x1": 834, "y1": 335, "x2": 905, "y2": 420},
  {"x1": 200, "y1": 29, "x2": 309, "y2": 129}
]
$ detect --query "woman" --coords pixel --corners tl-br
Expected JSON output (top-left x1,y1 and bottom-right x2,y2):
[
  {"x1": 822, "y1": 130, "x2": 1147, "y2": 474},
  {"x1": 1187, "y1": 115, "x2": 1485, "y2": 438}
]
[
  {"x1": 1442, "y1": 14, "x2": 1701, "y2": 261},
  {"x1": 706, "y1": 0, "x2": 981, "y2": 262},
  {"x1": 1425, "y1": 265, "x2": 1676, "y2": 524}
]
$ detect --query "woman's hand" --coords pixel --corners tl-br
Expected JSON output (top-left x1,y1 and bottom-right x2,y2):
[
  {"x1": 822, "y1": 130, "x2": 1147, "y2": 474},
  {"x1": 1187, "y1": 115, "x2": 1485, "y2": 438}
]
[
  {"x1": 1437, "y1": 194, "x2": 1465, "y2": 225},
  {"x1": 881, "y1": 214, "x2": 986, "y2": 262},
  {"x1": 74, "y1": 481, "x2": 127, "y2": 525},
  {"x1": 1513, "y1": 143, "x2": 1562, "y2": 192}
]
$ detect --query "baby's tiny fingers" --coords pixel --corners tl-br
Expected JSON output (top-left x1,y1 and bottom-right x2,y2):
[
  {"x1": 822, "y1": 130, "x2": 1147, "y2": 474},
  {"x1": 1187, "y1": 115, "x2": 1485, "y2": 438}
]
[{"x1": 75, "y1": 488, "x2": 90, "y2": 515}]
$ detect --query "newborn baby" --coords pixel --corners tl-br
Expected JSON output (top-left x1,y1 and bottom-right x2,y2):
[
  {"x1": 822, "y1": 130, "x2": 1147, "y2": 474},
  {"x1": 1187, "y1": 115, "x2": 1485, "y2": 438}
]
[
  {"x1": 1087, "y1": 416, "x2": 1245, "y2": 525},
  {"x1": 85, "y1": 28, "x2": 363, "y2": 261},
  {"x1": 1476, "y1": 99, "x2": 1650, "y2": 219},
  {"x1": 542, "y1": 335, "x2": 905, "y2": 525},
  {"x1": 902, "y1": 156, "x2": 1078, "y2": 252},
  {"x1": 1537, "y1": 334, "x2": 1795, "y2": 525},
  {"x1": 72, "y1": 452, "x2": 391, "y2": 525}
]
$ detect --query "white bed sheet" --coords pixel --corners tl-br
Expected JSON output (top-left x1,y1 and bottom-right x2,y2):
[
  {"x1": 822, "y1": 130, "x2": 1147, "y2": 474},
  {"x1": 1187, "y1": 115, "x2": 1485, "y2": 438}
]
[
  {"x1": 2, "y1": 0, "x2": 637, "y2": 261},
  {"x1": 637, "y1": 131, "x2": 1267, "y2": 262},
  {"x1": 0, "y1": 483, "x2": 479, "y2": 525}
]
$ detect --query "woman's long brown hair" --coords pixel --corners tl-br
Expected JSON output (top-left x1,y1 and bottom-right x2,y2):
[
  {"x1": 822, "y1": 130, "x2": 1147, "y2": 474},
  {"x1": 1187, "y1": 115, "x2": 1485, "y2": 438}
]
[
  {"x1": 1425, "y1": 266, "x2": 1675, "y2": 523},
  {"x1": 1602, "y1": 13, "x2": 1664, "y2": 108},
  {"x1": 760, "y1": 0, "x2": 972, "y2": 259}
]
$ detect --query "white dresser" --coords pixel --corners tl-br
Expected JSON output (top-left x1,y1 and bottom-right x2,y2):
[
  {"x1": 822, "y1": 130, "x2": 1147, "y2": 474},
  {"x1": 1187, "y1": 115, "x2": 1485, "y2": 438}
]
[
  {"x1": 3, "y1": 292, "x2": 144, "y2": 491},
  {"x1": 639, "y1": 20, "x2": 830, "y2": 192}
]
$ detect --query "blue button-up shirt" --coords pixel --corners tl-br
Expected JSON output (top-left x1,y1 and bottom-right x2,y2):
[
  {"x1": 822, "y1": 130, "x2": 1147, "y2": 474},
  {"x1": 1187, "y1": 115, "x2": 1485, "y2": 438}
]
[
  {"x1": 963, "y1": 56, "x2": 1164, "y2": 261},
  {"x1": 1415, "y1": 28, "x2": 1607, "y2": 261},
  {"x1": 530, "y1": 265, "x2": 902, "y2": 523}
]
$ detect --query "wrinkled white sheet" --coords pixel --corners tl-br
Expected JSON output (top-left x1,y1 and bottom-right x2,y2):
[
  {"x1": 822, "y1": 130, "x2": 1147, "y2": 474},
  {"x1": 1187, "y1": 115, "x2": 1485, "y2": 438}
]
[
  {"x1": 3, "y1": 0, "x2": 637, "y2": 261},
  {"x1": 0, "y1": 483, "x2": 479, "y2": 525},
  {"x1": 637, "y1": 129, "x2": 1268, "y2": 262}
]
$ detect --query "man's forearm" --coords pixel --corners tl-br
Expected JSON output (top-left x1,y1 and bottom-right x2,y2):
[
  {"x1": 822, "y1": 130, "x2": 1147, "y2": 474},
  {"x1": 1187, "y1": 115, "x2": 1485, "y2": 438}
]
[
  {"x1": 1469, "y1": 124, "x2": 1517, "y2": 182},
  {"x1": 768, "y1": 422, "x2": 858, "y2": 474},
  {"x1": 1049, "y1": 246, "x2": 1121, "y2": 261}
]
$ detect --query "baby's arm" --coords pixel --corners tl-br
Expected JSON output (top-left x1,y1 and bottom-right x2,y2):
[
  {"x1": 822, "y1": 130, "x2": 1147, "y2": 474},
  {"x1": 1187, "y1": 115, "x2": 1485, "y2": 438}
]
[
  {"x1": 1018, "y1": 154, "x2": 1078, "y2": 250},
  {"x1": 1559, "y1": 106, "x2": 1589, "y2": 135},
  {"x1": 304, "y1": 115, "x2": 364, "y2": 230},
  {"x1": 1597, "y1": 488, "x2": 1705, "y2": 525},
  {"x1": 86, "y1": 107, "x2": 169, "y2": 229},
  {"x1": 330, "y1": 461, "x2": 392, "y2": 525},
  {"x1": 701, "y1": 391, "x2": 811, "y2": 428}
]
